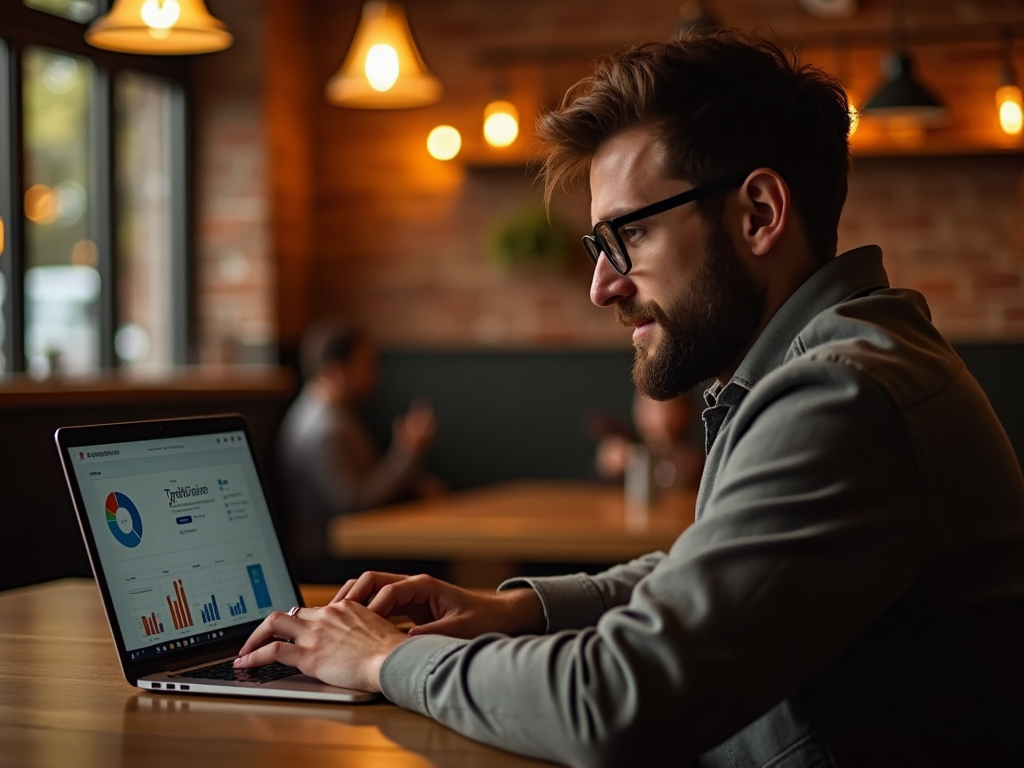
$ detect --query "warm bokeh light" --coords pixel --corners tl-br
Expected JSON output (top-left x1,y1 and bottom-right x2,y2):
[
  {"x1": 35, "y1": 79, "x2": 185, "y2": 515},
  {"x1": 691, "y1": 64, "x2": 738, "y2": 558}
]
[
  {"x1": 997, "y1": 84, "x2": 1024, "y2": 135},
  {"x1": 483, "y1": 100, "x2": 519, "y2": 147},
  {"x1": 848, "y1": 104, "x2": 860, "y2": 137},
  {"x1": 71, "y1": 239, "x2": 99, "y2": 267},
  {"x1": 24, "y1": 184, "x2": 58, "y2": 224},
  {"x1": 427, "y1": 125, "x2": 461, "y2": 160},
  {"x1": 887, "y1": 115, "x2": 925, "y2": 147},
  {"x1": 365, "y1": 43, "x2": 400, "y2": 92}
]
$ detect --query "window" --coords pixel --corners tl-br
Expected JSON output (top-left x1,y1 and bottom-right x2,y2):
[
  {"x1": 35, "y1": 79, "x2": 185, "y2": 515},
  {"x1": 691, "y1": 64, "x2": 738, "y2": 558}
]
[{"x1": 0, "y1": 2, "x2": 190, "y2": 378}]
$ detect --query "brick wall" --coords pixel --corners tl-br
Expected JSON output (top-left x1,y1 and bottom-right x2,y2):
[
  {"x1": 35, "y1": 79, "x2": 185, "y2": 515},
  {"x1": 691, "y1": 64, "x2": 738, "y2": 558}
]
[
  {"x1": 193, "y1": 0, "x2": 274, "y2": 364},
  {"x1": 194, "y1": 0, "x2": 1024, "y2": 357},
  {"x1": 840, "y1": 154, "x2": 1024, "y2": 340}
]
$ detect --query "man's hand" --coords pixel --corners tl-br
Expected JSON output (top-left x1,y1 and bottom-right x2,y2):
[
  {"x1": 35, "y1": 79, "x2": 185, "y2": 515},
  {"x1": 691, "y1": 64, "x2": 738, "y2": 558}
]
[
  {"x1": 332, "y1": 571, "x2": 545, "y2": 639},
  {"x1": 233, "y1": 602, "x2": 407, "y2": 692}
]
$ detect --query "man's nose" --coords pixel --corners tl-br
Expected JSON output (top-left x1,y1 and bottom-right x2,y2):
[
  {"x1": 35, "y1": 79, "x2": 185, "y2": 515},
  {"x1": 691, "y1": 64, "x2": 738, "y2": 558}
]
[{"x1": 590, "y1": 253, "x2": 635, "y2": 307}]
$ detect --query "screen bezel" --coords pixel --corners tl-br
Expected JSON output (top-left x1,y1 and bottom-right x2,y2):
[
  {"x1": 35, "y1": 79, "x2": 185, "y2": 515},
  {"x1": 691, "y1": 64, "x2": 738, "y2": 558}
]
[{"x1": 55, "y1": 414, "x2": 305, "y2": 684}]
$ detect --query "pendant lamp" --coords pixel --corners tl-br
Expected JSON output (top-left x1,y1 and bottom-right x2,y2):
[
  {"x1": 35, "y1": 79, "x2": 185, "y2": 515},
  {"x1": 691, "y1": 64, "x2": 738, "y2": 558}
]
[
  {"x1": 326, "y1": 2, "x2": 442, "y2": 109},
  {"x1": 861, "y1": 0, "x2": 946, "y2": 126},
  {"x1": 861, "y1": 53, "x2": 946, "y2": 126},
  {"x1": 85, "y1": 0, "x2": 232, "y2": 55}
]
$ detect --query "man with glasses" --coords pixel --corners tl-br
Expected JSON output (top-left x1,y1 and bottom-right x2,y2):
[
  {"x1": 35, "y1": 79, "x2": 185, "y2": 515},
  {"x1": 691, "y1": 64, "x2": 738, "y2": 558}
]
[{"x1": 238, "y1": 30, "x2": 1024, "y2": 767}]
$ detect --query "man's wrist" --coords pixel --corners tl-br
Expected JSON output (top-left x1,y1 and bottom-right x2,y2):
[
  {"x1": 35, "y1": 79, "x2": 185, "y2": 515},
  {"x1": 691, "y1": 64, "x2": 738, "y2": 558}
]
[
  {"x1": 368, "y1": 633, "x2": 409, "y2": 691},
  {"x1": 499, "y1": 588, "x2": 545, "y2": 635}
]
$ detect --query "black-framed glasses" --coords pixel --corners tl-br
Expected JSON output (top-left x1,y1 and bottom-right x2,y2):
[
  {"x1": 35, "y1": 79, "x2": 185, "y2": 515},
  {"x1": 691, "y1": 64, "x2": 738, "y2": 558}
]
[{"x1": 583, "y1": 172, "x2": 751, "y2": 275}]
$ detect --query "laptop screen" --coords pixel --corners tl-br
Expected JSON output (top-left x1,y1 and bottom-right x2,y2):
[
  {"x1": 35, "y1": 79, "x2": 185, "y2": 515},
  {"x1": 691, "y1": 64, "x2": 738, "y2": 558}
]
[{"x1": 64, "y1": 425, "x2": 300, "y2": 662}]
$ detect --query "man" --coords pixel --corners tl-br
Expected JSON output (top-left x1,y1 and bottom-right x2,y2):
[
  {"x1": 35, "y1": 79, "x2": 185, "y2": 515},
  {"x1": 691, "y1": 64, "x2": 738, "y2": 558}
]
[
  {"x1": 241, "y1": 31, "x2": 1024, "y2": 766},
  {"x1": 276, "y1": 319, "x2": 439, "y2": 582}
]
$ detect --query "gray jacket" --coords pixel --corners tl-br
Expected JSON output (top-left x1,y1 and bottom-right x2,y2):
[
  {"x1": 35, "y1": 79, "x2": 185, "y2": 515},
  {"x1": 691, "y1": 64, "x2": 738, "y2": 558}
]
[{"x1": 380, "y1": 246, "x2": 1024, "y2": 768}]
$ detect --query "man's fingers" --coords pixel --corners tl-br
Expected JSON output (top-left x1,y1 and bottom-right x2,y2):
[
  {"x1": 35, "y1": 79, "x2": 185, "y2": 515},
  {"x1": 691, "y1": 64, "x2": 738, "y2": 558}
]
[
  {"x1": 234, "y1": 640, "x2": 301, "y2": 669},
  {"x1": 366, "y1": 575, "x2": 437, "y2": 617},
  {"x1": 331, "y1": 579, "x2": 359, "y2": 603},
  {"x1": 237, "y1": 611, "x2": 304, "y2": 656},
  {"x1": 342, "y1": 572, "x2": 409, "y2": 606}
]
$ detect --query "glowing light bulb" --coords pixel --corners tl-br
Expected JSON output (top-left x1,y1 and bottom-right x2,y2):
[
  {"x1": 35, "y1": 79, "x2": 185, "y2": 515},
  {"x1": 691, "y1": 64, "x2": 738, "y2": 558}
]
[
  {"x1": 365, "y1": 44, "x2": 400, "y2": 92},
  {"x1": 997, "y1": 84, "x2": 1023, "y2": 135},
  {"x1": 140, "y1": 0, "x2": 179, "y2": 39},
  {"x1": 427, "y1": 125, "x2": 461, "y2": 160},
  {"x1": 848, "y1": 104, "x2": 860, "y2": 137},
  {"x1": 483, "y1": 100, "x2": 519, "y2": 148}
]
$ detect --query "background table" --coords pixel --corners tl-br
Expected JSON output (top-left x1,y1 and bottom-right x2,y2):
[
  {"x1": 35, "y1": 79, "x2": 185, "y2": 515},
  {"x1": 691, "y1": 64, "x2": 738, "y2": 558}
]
[
  {"x1": 330, "y1": 480, "x2": 696, "y2": 588},
  {"x1": 0, "y1": 579, "x2": 555, "y2": 768}
]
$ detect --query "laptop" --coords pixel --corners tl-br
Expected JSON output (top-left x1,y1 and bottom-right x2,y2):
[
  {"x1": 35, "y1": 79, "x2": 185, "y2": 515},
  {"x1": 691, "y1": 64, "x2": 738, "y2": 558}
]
[{"x1": 55, "y1": 413, "x2": 376, "y2": 703}]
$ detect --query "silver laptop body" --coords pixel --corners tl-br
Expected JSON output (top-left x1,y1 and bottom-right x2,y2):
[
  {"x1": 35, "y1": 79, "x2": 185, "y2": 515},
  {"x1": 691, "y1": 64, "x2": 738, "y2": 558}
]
[{"x1": 56, "y1": 414, "x2": 375, "y2": 703}]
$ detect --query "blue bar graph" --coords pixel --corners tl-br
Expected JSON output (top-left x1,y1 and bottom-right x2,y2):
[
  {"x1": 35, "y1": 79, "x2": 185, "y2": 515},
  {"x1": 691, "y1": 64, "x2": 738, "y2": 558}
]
[
  {"x1": 228, "y1": 596, "x2": 247, "y2": 616},
  {"x1": 247, "y1": 564, "x2": 272, "y2": 609},
  {"x1": 200, "y1": 594, "x2": 221, "y2": 624}
]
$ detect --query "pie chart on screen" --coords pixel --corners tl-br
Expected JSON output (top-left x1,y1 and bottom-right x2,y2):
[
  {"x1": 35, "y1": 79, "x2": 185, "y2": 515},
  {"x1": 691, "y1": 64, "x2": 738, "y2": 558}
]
[{"x1": 105, "y1": 491, "x2": 143, "y2": 547}]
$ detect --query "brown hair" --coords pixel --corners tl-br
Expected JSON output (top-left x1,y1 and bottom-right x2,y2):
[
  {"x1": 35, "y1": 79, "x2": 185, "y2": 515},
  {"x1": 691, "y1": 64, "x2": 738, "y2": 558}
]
[
  {"x1": 299, "y1": 317, "x2": 365, "y2": 382},
  {"x1": 537, "y1": 30, "x2": 851, "y2": 262}
]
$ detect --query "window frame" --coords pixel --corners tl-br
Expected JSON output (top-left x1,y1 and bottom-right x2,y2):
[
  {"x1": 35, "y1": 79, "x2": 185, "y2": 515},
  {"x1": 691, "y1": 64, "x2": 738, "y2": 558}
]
[{"x1": 0, "y1": 1, "x2": 192, "y2": 374}]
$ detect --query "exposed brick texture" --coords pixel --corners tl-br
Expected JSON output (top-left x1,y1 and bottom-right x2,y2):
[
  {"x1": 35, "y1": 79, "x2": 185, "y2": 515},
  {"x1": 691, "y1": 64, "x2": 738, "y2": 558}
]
[{"x1": 194, "y1": 1, "x2": 1024, "y2": 356}]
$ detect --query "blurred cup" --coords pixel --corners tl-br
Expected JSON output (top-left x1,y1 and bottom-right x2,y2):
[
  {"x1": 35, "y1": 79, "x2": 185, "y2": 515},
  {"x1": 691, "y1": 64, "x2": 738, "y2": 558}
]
[{"x1": 624, "y1": 444, "x2": 657, "y2": 511}]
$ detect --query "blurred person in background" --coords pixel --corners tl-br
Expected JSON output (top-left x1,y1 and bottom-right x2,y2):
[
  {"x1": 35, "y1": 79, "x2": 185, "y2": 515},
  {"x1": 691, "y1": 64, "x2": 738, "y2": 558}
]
[
  {"x1": 277, "y1": 318, "x2": 443, "y2": 582},
  {"x1": 593, "y1": 390, "x2": 704, "y2": 491}
]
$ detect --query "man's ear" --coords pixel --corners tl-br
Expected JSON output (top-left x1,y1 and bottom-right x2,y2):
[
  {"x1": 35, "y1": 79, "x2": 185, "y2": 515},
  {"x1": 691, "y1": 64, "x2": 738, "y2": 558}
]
[{"x1": 738, "y1": 169, "x2": 790, "y2": 257}]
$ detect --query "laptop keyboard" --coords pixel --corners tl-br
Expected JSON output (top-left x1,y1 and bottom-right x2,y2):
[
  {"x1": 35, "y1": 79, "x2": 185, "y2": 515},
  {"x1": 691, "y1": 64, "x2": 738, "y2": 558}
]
[{"x1": 175, "y1": 659, "x2": 301, "y2": 684}]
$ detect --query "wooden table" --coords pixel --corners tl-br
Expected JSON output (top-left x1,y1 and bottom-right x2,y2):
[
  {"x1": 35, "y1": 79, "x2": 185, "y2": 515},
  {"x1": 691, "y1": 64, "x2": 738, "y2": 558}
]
[
  {"x1": 0, "y1": 579, "x2": 556, "y2": 768},
  {"x1": 330, "y1": 480, "x2": 696, "y2": 588}
]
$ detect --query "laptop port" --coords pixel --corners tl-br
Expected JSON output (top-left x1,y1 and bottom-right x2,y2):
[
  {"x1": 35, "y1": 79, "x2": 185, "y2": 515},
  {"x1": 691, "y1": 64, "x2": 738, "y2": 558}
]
[
  {"x1": 179, "y1": 684, "x2": 190, "y2": 690},
  {"x1": 151, "y1": 682, "x2": 161, "y2": 689},
  {"x1": 166, "y1": 684, "x2": 175, "y2": 690}
]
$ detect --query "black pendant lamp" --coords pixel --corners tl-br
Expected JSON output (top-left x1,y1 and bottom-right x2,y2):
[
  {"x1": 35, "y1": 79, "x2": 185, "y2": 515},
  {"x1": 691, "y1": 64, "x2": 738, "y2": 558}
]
[{"x1": 861, "y1": 0, "x2": 947, "y2": 126}]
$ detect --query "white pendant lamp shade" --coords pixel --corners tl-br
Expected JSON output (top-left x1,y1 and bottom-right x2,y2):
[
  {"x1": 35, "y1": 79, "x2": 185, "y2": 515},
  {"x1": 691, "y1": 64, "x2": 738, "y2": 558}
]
[
  {"x1": 326, "y1": 1, "x2": 442, "y2": 109},
  {"x1": 85, "y1": 0, "x2": 232, "y2": 55}
]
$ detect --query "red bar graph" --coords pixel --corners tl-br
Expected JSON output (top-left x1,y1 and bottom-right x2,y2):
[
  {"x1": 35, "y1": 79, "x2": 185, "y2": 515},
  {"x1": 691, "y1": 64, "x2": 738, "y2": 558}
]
[
  {"x1": 166, "y1": 579, "x2": 194, "y2": 630},
  {"x1": 141, "y1": 611, "x2": 164, "y2": 637}
]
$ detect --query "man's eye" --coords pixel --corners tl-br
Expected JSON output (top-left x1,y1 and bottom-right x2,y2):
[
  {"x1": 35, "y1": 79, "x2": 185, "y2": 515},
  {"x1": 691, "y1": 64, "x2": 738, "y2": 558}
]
[{"x1": 620, "y1": 226, "x2": 645, "y2": 245}]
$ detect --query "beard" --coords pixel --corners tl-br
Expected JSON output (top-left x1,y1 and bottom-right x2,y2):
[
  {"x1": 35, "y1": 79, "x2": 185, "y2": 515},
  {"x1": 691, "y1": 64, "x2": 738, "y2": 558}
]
[{"x1": 616, "y1": 218, "x2": 767, "y2": 400}]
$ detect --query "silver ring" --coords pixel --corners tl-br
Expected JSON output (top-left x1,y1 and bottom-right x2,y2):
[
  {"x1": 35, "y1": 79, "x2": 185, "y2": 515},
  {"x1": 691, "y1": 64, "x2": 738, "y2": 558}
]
[{"x1": 287, "y1": 605, "x2": 301, "y2": 617}]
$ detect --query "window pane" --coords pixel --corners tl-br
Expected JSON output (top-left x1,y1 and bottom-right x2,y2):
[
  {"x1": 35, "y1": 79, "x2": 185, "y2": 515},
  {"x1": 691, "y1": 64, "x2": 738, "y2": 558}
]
[
  {"x1": 0, "y1": 39, "x2": 8, "y2": 375},
  {"x1": 23, "y1": 0, "x2": 99, "y2": 23},
  {"x1": 23, "y1": 46, "x2": 99, "y2": 378},
  {"x1": 115, "y1": 71, "x2": 175, "y2": 371}
]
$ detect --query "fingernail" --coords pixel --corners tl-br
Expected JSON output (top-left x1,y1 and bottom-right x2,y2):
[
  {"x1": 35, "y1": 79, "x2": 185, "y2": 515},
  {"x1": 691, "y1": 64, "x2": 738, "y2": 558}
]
[{"x1": 233, "y1": 656, "x2": 244, "y2": 666}]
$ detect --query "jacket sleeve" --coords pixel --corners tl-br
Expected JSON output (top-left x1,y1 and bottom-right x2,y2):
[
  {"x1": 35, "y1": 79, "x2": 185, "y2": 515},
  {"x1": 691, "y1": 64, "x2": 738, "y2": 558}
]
[
  {"x1": 379, "y1": 363, "x2": 926, "y2": 768},
  {"x1": 496, "y1": 552, "x2": 669, "y2": 632}
]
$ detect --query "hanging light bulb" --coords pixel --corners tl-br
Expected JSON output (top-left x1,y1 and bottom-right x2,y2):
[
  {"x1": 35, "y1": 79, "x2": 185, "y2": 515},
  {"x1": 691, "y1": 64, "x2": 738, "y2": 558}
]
[
  {"x1": 483, "y1": 100, "x2": 519, "y2": 148},
  {"x1": 427, "y1": 125, "x2": 461, "y2": 160},
  {"x1": 326, "y1": 2, "x2": 442, "y2": 109},
  {"x1": 997, "y1": 30, "x2": 1023, "y2": 136},
  {"x1": 997, "y1": 85, "x2": 1023, "y2": 136},
  {"x1": 85, "y1": 0, "x2": 232, "y2": 55}
]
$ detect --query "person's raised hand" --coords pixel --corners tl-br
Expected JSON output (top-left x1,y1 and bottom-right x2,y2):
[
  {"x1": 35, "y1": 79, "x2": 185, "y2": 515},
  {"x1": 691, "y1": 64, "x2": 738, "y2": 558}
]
[
  {"x1": 233, "y1": 602, "x2": 406, "y2": 692},
  {"x1": 393, "y1": 399, "x2": 437, "y2": 457},
  {"x1": 332, "y1": 571, "x2": 544, "y2": 639}
]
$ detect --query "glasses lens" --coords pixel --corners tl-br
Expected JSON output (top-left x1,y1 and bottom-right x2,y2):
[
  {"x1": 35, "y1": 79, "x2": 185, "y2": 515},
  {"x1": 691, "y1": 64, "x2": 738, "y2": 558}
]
[
  {"x1": 594, "y1": 222, "x2": 629, "y2": 274},
  {"x1": 582, "y1": 235, "x2": 601, "y2": 264}
]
